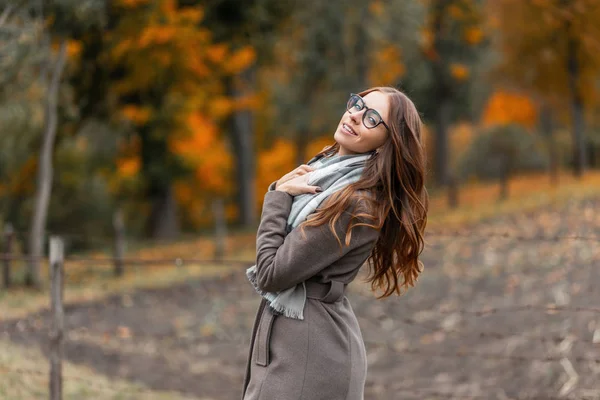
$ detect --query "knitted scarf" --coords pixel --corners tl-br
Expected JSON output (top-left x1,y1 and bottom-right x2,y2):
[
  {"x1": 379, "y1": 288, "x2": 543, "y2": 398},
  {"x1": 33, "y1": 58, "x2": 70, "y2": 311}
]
[{"x1": 246, "y1": 150, "x2": 374, "y2": 320}]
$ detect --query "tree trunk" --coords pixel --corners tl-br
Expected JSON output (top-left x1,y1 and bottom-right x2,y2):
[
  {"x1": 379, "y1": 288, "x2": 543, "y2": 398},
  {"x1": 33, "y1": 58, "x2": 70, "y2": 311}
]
[
  {"x1": 434, "y1": 99, "x2": 451, "y2": 187},
  {"x1": 539, "y1": 103, "x2": 559, "y2": 186},
  {"x1": 26, "y1": 41, "x2": 68, "y2": 288},
  {"x1": 447, "y1": 173, "x2": 458, "y2": 209},
  {"x1": 147, "y1": 184, "x2": 179, "y2": 240},
  {"x1": 431, "y1": 0, "x2": 452, "y2": 187},
  {"x1": 227, "y1": 66, "x2": 256, "y2": 228},
  {"x1": 140, "y1": 128, "x2": 180, "y2": 240},
  {"x1": 566, "y1": 33, "x2": 586, "y2": 177},
  {"x1": 498, "y1": 159, "x2": 510, "y2": 202},
  {"x1": 113, "y1": 208, "x2": 125, "y2": 276}
]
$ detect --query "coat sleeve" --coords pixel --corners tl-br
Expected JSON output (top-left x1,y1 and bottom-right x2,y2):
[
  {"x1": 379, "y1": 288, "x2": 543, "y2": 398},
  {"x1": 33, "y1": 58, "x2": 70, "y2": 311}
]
[{"x1": 254, "y1": 189, "x2": 379, "y2": 293}]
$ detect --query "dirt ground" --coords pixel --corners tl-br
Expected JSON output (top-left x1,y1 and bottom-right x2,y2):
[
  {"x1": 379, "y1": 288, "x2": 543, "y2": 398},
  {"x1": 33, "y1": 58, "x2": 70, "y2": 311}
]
[{"x1": 2, "y1": 196, "x2": 600, "y2": 399}]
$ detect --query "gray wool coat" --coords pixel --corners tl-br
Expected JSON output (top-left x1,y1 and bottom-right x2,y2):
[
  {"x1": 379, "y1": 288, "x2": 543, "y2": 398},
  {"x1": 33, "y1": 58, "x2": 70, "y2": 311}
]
[{"x1": 241, "y1": 181, "x2": 380, "y2": 400}]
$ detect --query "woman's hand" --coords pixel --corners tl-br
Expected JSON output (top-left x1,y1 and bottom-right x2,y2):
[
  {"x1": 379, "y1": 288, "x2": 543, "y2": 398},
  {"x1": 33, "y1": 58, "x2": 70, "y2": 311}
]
[
  {"x1": 275, "y1": 164, "x2": 314, "y2": 189},
  {"x1": 275, "y1": 164, "x2": 322, "y2": 196}
]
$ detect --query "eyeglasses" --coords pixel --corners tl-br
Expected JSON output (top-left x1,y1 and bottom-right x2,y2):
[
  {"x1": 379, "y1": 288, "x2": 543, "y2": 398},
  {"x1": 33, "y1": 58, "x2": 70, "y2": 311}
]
[{"x1": 346, "y1": 93, "x2": 390, "y2": 131}]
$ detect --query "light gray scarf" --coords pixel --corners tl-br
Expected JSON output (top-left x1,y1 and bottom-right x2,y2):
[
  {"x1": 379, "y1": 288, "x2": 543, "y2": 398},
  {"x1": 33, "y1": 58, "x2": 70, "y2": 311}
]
[{"x1": 246, "y1": 150, "x2": 374, "y2": 320}]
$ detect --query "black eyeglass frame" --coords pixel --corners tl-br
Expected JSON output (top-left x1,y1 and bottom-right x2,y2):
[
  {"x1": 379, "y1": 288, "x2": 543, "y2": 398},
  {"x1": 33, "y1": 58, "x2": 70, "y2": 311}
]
[{"x1": 346, "y1": 93, "x2": 390, "y2": 131}]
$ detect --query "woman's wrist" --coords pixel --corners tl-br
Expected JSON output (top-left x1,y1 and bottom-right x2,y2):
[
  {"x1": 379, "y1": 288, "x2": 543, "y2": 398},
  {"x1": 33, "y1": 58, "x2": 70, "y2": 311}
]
[{"x1": 275, "y1": 184, "x2": 289, "y2": 193}]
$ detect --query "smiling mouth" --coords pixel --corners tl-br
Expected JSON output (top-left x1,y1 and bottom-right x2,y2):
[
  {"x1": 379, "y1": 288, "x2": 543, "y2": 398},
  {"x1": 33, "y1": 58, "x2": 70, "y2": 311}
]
[{"x1": 342, "y1": 123, "x2": 358, "y2": 136}]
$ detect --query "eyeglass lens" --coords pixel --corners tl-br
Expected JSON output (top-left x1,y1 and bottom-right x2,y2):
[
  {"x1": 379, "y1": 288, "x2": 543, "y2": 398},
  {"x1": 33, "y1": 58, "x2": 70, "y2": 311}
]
[{"x1": 347, "y1": 95, "x2": 382, "y2": 129}]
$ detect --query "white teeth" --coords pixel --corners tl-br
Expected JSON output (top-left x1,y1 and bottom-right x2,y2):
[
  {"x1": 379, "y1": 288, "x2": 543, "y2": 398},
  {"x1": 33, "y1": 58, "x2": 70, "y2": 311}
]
[{"x1": 343, "y1": 123, "x2": 357, "y2": 136}]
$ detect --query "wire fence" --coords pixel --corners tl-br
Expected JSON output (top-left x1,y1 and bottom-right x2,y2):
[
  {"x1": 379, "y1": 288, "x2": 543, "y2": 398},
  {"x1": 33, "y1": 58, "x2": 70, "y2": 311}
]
[{"x1": 0, "y1": 229, "x2": 599, "y2": 399}]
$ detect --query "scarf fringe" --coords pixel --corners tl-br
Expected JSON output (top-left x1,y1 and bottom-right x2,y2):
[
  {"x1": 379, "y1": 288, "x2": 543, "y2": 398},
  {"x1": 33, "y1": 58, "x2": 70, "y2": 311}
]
[{"x1": 246, "y1": 265, "x2": 305, "y2": 320}]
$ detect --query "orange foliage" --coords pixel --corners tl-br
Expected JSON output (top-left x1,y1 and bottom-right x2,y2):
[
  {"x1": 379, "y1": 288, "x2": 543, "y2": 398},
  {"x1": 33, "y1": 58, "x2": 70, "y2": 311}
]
[
  {"x1": 66, "y1": 40, "x2": 82, "y2": 59},
  {"x1": 206, "y1": 44, "x2": 229, "y2": 64},
  {"x1": 116, "y1": 157, "x2": 140, "y2": 178},
  {"x1": 224, "y1": 46, "x2": 256, "y2": 75},
  {"x1": 117, "y1": 0, "x2": 149, "y2": 7},
  {"x1": 448, "y1": 4, "x2": 465, "y2": 19},
  {"x1": 489, "y1": 0, "x2": 600, "y2": 108},
  {"x1": 306, "y1": 136, "x2": 335, "y2": 160},
  {"x1": 169, "y1": 111, "x2": 233, "y2": 195},
  {"x1": 121, "y1": 105, "x2": 152, "y2": 125},
  {"x1": 256, "y1": 139, "x2": 297, "y2": 207},
  {"x1": 450, "y1": 63, "x2": 469, "y2": 80},
  {"x1": 368, "y1": 44, "x2": 405, "y2": 86},
  {"x1": 106, "y1": 0, "x2": 257, "y2": 227},
  {"x1": 463, "y1": 27, "x2": 484, "y2": 45},
  {"x1": 369, "y1": 0, "x2": 385, "y2": 17},
  {"x1": 482, "y1": 90, "x2": 538, "y2": 129},
  {"x1": 137, "y1": 25, "x2": 177, "y2": 48}
]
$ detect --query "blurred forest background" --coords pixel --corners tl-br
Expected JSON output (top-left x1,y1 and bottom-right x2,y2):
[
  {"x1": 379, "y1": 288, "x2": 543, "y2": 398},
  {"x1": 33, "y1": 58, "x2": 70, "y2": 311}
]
[
  {"x1": 2, "y1": 1, "x2": 600, "y2": 399},
  {"x1": 1, "y1": 0, "x2": 600, "y2": 285}
]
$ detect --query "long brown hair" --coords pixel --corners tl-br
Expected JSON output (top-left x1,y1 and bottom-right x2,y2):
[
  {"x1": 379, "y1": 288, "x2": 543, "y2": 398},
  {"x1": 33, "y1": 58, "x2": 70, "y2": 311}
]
[{"x1": 298, "y1": 87, "x2": 429, "y2": 298}]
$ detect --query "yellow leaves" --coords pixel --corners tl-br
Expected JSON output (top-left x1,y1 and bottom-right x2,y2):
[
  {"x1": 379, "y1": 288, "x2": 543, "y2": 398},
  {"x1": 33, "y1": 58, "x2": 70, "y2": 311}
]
[
  {"x1": 369, "y1": 0, "x2": 385, "y2": 17},
  {"x1": 178, "y1": 7, "x2": 204, "y2": 24},
  {"x1": 307, "y1": 137, "x2": 335, "y2": 159},
  {"x1": 233, "y1": 93, "x2": 261, "y2": 112},
  {"x1": 66, "y1": 40, "x2": 82, "y2": 59},
  {"x1": 224, "y1": 46, "x2": 256, "y2": 74},
  {"x1": 169, "y1": 112, "x2": 232, "y2": 195},
  {"x1": 209, "y1": 96, "x2": 235, "y2": 119},
  {"x1": 121, "y1": 105, "x2": 152, "y2": 125},
  {"x1": 256, "y1": 139, "x2": 297, "y2": 206},
  {"x1": 368, "y1": 45, "x2": 405, "y2": 86},
  {"x1": 159, "y1": 0, "x2": 177, "y2": 16},
  {"x1": 170, "y1": 113, "x2": 218, "y2": 159},
  {"x1": 450, "y1": 63, "x2": 469, "y2": 80},
  {"x1": 420, "y1": 27, "x2": 434, "y2": 50},
  {"x1": 463, "y1": 27, "x2": 484, "y2": 45},
  {"x1": 138, "y1": 25, "x2": 177, "y2": 48},
  {"x1": 206, "y1": 44, "x2": 228, "y2": 64},
  {"x1": 448, "y1": 4, "x2": 465, "y2": 20},
  {"x1": 117, "y1": 0, "x2": 149, "y2": 7},
  {"x1": 482, "y1": 90, "x2": 537, "y2": 129},
  {"x1": 116, "y1": 157, "x2": 140, "y2": 178}
]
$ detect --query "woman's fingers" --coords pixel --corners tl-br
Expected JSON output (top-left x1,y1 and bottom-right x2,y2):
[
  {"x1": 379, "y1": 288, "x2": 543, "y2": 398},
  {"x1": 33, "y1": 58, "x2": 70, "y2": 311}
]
[
  {"x1": 279, "y1": 173, "x2": 321, "y2": 195},
  {"x1": 276, "y1": 164, "x2": 316, "y2": 190}
]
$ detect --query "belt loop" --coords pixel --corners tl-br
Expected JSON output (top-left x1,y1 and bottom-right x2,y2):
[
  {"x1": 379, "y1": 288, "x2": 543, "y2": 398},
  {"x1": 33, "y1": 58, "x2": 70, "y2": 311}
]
[{"x1": 322, "y1": 280, "x2": 345, "y2": 303}]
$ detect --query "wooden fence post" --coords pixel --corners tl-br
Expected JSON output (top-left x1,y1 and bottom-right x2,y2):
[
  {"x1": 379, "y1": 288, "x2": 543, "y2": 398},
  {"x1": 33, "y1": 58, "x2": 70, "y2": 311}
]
[
  {"x1": 3, "y1": 223, "x2": 13, "y2": 288},
  {"x1": 212, "y1": 198, "x2": 226, "y2": 262},
  {"x1": 113, "y1": 208, "x2": 125, "y2": 277},
  {"x1": 49, "y1": 236, "x2": 64, "y2": 400}
]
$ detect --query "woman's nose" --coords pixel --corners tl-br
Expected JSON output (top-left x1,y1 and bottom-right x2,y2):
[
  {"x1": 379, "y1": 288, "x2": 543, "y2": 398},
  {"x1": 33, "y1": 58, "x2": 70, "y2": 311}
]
[{"x1": 349, "y1": 110, "x2": 362, "y2": 125}]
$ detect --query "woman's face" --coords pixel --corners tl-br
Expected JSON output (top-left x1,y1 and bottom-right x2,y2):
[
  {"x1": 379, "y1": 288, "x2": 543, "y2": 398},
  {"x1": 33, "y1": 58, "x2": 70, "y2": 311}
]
[{"x1": 334, "y1": 91, "x2": 390, "y2": 156}]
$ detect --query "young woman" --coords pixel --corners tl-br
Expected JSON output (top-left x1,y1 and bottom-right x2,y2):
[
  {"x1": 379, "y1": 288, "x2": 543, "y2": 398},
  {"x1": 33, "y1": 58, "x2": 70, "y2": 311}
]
[{"x1": 241, "y1": 86, "x2": 428, "y2": 400}]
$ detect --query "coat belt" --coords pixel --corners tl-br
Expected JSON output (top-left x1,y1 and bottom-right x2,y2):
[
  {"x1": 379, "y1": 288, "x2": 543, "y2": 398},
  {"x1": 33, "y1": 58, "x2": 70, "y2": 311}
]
[{"x1": 255, "y1": 280, "x2": 346, "y2": 367}]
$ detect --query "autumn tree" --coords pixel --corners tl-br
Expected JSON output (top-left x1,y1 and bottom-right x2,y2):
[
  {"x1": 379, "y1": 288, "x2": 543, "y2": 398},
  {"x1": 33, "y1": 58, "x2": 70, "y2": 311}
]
[
  {"x1": 105, "y1": 0, "x2": 253, "y2": 238},
  {"x1": 489, "y1": 0, "x2": 600, "y2": 177},
  {"x1": 418, "y1": 0, "x2": 487, "y2": 187},
  {"x1": 0, "y1": 0, "x2": 106, "y2": 287},
  {"x1": 262, "y1": 0, "x2": 423, "y2": 167},
  {"x1": 192, "y1": 0, "x2": 288, "y2": 227}
]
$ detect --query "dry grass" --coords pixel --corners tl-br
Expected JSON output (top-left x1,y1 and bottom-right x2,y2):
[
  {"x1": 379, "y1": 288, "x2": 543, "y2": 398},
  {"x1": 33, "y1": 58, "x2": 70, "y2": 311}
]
[
  {"x1": 427, "y1": 170, "x2": 600, "y2": 229},
  {"x1": 0, "y1": 262, "x2": 239, "y2": 321},
  {"x1": 0, "y1": 339, "x2": 205, "y2": 400}
]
